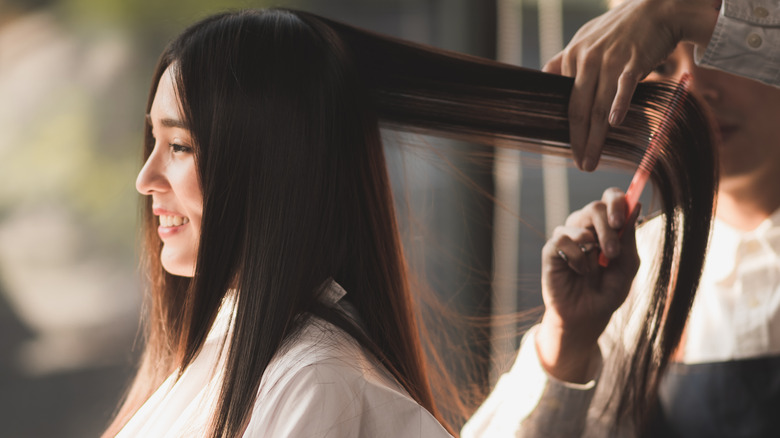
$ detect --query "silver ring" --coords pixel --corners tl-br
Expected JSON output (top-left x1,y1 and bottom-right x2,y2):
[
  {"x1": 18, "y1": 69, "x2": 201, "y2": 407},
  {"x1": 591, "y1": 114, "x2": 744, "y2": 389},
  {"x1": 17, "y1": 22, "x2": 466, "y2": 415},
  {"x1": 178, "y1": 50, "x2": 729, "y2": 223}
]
[{"x1": 557, "y1": 249, "x2": 569, "y2": 262}]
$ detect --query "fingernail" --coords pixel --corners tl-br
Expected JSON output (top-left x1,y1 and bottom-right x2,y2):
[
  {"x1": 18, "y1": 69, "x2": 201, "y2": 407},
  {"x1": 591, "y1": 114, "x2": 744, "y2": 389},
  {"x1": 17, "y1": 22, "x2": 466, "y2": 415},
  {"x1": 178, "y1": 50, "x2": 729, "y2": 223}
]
[
  {"x1": 582, "y1": 157, "x2": 592, "y2": 171},
  {"x1": 583, "y1": 157, "x2": 597, "y2": 172},
  {"x1": 609, "y1": 111, "x2": 619, "y2": 126},
  {"x1": 611, "y1": 213, "x2": 624, "y2": 229}
]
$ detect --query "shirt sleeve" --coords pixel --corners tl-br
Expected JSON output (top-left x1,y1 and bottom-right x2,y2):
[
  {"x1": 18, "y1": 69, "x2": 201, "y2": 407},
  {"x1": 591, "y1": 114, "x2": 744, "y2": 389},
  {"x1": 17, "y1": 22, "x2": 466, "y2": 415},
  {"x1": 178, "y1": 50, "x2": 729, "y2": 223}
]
[
  {"x1": 461, "y1": 325, "x2": 601, "y2": 438},
  {"x1": 695, "y1": 0, "x2": 780, "y2": 86}
]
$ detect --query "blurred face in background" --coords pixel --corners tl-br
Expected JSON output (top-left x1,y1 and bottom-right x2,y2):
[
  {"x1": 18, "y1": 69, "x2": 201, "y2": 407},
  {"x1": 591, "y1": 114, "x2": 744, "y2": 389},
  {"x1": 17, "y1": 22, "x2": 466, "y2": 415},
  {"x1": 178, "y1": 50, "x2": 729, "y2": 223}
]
[
  {"x1": 136, "y1": 66, "x2": 202, "y2": 277},
  {"x1": 646, "y1": 43, "x2": 780, "y2": 188}
]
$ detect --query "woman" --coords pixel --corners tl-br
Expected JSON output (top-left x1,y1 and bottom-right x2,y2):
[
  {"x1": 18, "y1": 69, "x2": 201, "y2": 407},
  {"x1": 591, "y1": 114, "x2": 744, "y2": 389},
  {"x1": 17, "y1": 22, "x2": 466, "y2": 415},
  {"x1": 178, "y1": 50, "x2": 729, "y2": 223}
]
[{"x1": 103, "y1": 8, "x2": 716, "y2": 437}]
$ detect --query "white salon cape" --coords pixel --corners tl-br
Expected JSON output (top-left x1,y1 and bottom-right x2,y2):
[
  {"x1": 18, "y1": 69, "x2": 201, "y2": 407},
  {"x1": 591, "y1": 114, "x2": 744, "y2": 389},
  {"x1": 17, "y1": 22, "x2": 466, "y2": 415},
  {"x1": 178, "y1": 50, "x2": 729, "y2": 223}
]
[
  {"x1": 116, "y1": 281, "x2": 452, "y2": 437},
  {"x1": 462, "y1": 209, "x2": 780, "y2": 437}
]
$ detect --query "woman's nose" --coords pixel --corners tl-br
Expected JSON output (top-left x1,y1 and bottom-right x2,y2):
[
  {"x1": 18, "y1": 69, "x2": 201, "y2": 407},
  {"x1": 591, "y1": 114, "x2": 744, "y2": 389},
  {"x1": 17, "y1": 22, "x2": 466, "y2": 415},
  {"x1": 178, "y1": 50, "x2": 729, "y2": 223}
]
[
  {"x1": 688, "y1": 65, "x2": 722, "y2": 104},
  {"x1": 135, "y1": 147, "x2": 167, "y2": 195}
]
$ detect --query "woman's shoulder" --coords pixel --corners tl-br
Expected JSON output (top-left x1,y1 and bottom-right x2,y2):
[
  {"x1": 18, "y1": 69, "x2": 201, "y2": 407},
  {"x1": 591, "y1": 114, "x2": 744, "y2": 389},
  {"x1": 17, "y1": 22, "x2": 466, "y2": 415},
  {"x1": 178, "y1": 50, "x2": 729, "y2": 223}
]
[
  {"x1": 245, "y1": 316, "x2": 452, "y2": 437},
  {"x1": 259, "y1": 314, "x2": 405, "y2": 400}
]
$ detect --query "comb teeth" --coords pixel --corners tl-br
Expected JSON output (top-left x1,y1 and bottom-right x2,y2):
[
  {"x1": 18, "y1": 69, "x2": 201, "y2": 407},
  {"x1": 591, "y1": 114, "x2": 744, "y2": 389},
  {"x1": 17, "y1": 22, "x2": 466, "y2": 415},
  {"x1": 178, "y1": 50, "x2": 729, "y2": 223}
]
[
  {"x1": 598, "y1": 74, "x2": 692, "y2": 268},
  {"x1": 638, "y1": 73, "x2": 692, "y2": 173}
]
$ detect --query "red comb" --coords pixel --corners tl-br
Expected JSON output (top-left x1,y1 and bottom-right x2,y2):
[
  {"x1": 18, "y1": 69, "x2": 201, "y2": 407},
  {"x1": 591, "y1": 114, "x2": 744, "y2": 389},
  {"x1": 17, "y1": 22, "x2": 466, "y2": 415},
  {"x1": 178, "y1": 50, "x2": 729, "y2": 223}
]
[{"x1": 598, "y1": 73, "x2": 691, "y2": 267}]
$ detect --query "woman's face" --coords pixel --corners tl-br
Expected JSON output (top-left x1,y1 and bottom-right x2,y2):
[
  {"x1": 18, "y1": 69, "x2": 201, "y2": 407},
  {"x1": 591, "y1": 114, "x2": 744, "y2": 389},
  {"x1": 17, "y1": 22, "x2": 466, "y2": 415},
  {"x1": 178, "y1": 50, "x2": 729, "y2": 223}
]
[
  {"x1": 136, "y1": 66, "x2": 202, "y2": 277},
  {"x1": 646, "y1": 44, "x2": 780, "y2": 184}
]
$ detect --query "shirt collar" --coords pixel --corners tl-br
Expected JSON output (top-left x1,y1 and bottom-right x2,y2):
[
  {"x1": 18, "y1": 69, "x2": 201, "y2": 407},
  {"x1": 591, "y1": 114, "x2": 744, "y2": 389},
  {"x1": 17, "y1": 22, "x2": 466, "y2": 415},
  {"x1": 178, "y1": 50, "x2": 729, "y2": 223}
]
[
  {"x1": 705, "y1": 207, "x2": 780, "y2": 282},
  {"x1": 322, "y1": 279, "x2": 348, "y2": 305},
  {"x1": 208, "y1": 279, "x2": 347, "y2": 342},
  {"x1": 758, "y1": 208, "x2": 780, "y2": 258},
  {"x1": 704, "y1": 216, "x2": 742, "y2": 283}
]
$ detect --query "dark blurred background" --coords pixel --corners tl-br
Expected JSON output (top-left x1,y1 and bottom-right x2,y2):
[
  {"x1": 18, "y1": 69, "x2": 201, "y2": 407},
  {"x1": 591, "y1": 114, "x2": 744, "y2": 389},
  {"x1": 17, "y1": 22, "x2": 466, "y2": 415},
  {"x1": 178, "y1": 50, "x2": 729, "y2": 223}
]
[{"x1": 0, "y1": 0, "x2": 639, "y2": 436}]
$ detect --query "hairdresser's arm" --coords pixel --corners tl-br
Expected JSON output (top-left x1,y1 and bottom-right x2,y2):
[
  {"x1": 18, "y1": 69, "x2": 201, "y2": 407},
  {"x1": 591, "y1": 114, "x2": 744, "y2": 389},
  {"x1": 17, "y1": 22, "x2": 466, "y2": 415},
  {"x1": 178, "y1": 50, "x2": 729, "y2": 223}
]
[
  {"x1": 543, "y1": 0, "x2": 720, "y2": 171},
  {"x1": 697, "y1": 0, "x2": 780, "y2": 87},
  {"x1": 462, "y1": 189, "x2": 639, "y2": 438},
  {"x1": 461, "y1": 323, "x2": 602, "y2": 438},
  {"x1": 536, "y1": 188, "x2": 639, "y2": 384}
]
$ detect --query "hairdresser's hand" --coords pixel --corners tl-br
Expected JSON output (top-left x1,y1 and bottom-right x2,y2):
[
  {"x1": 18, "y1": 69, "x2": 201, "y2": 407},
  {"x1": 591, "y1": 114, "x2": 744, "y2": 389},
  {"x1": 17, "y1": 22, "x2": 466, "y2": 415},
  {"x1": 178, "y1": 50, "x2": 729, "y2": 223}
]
[
  {"x1": 536, "y1": 188, "x2": 640, "y2": 383},
  {"x1": 543, "y1": 0, "x2": 720, "y2": 171}
]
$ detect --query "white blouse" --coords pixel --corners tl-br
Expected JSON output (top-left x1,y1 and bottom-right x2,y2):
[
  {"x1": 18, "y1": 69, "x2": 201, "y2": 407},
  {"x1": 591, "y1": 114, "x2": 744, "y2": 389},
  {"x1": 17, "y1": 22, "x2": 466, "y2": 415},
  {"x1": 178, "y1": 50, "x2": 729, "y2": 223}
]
[{"x1": 116, "y1": 282, "x2": 452, "y2": 437}]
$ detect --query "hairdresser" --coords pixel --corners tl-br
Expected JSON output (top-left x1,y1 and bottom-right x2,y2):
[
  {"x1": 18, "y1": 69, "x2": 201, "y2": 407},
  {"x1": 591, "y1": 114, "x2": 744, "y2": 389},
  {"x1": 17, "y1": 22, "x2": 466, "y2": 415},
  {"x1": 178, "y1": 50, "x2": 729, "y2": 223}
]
[
  {"x1": 545, "y1": 0, "x2": 780, "y2": 172},
  {"x1": 462, "y1": 0, "x2": 780, "y2": 437}
]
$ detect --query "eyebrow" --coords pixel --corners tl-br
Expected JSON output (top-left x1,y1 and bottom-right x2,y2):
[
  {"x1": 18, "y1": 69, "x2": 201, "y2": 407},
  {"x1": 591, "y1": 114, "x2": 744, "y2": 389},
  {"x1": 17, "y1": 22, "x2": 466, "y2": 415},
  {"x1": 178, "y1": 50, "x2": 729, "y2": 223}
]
[{"x1": 145, "y1": 113, "x2": 189, "y2": 129}]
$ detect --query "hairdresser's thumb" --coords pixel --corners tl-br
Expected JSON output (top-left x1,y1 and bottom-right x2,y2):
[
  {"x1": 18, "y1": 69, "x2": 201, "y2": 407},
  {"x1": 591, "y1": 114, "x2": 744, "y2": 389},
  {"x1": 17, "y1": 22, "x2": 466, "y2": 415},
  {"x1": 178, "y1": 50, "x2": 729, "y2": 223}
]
[{"x1": 619, "y1": 203, "x2": 641, "y2": 273}]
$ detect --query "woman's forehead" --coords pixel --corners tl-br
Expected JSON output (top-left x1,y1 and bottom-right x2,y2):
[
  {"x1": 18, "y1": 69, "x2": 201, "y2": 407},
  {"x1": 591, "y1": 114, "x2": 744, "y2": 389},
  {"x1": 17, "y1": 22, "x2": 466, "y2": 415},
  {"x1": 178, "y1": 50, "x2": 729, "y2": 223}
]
[{"x1": 149, "y1": 67, "x2": 186, "y2": 126}]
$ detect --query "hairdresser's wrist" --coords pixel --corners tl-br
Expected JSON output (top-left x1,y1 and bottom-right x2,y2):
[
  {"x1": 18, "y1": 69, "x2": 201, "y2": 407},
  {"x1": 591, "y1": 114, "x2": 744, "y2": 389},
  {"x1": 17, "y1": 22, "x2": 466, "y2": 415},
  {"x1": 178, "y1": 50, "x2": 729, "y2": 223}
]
[
  {"x1": 535, "y1": 313, "x2": 602, "y2": 384},
  {"x1": 670, "y1": 0, "x2": 721, "y2": 48}
]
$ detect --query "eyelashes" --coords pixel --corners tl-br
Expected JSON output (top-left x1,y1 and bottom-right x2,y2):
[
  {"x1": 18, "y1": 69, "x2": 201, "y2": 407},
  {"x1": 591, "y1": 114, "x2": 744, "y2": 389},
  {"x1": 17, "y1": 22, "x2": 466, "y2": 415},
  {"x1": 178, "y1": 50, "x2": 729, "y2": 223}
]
[
  {"x1": 169, "y1": 143, "x2": 193, "y2": 153},
  {"x1": 149, "y1": 129, "x2": 194, "y2": 154}
]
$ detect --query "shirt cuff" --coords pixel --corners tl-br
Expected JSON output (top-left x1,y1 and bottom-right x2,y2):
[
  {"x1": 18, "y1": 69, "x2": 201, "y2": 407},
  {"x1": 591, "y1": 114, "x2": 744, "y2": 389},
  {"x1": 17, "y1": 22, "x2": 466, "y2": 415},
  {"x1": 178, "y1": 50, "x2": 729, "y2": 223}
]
[
  {"x1": 460, "y1": 325, "x2": 602, "y2": 437},
  {"x1": 696, "y1": 0, "x2": 780, "y2": 87},
  {"x1": 514, "y1": 325, "x2": 602, "y2": 437}
]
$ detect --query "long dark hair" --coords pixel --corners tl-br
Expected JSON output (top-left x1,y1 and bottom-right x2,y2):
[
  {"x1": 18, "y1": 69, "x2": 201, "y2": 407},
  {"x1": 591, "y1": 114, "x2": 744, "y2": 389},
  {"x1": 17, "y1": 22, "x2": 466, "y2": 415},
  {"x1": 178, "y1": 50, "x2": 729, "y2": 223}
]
[{"x1": 106, "y1": 8, "x2": 717, "y2": 437}]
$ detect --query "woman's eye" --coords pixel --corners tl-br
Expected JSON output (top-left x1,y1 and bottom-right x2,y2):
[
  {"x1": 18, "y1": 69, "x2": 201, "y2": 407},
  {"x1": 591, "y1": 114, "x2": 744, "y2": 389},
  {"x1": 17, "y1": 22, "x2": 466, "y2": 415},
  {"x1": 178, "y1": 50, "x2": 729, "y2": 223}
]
[{"x1": 169, "y1": 143, "x2": 193, "y2": 153}]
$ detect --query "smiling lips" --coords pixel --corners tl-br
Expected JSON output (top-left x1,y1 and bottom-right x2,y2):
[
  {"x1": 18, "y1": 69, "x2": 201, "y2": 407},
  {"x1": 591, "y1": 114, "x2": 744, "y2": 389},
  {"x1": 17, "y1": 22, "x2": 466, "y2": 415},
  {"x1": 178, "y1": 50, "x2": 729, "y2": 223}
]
[
  {"x1": 159, "y1": 215, "x2": 190, "y2": 227},
  {"x1": 154, "y1": 209, "x2": 190, "y2": 238}
]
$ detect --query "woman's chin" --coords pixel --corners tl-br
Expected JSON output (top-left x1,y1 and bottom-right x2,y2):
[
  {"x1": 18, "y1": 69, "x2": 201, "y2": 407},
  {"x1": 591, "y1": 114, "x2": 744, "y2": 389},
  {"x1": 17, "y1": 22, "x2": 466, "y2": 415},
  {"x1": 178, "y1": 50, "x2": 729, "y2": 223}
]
[{"x1": 161, "y1": 250, "x2": 196, "y2": 277}]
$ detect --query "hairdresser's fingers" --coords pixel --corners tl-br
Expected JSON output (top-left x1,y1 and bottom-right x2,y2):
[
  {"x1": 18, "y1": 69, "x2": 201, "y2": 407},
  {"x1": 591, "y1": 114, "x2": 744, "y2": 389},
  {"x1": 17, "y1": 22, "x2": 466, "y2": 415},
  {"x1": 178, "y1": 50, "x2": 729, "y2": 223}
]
[
  {"x1": 617, "y1": 204, "x2": 641, "y2": 275},
  {"x1": 568, "y1": 53, "x2": 601, "y2": 170},
  {"x1": 560, "y1": 47, "x2": 577, "y2": 78},
  {"x1": 609, "y1": 66, "x2": 643, "y2": 127},
  {"x1": 601, "y1": 187, "x2": 628, "y2": 229},
  {"x1": 592, "y1": 205, "x2": 621, "y2": 261},
  {"x1": 582, "y1": 67, "x2": 620, "y2": 171},
  {"x1": 550, "y1": 16, "x2": 599, "y2": 77},
  {"x1": 547, "y1": 227, "x2": 598, "y2": 275},
  {"x1": 563, "y1": 199, "x2": 602, "y2": 228},
  {"x1": 543, "y1": 53, "x2": 563, "y2": 74},
  {"x1": 581, "y1": 200, "x2": 621, "y2": 260},
  {"x1": 563, "y1": 200, "x2": 621, "y2": 261},
  {"x1": 603, "y1": 205, "x2": 642, "y2": 302}
]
